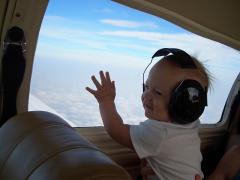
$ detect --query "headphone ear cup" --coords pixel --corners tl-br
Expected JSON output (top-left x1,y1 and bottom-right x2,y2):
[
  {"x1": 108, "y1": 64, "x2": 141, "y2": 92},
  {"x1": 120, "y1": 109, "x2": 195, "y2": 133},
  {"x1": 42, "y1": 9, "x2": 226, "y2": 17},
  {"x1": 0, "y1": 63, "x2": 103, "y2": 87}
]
[{"x1": 169, "y1": 80, "x2": 206, "y2": 124}]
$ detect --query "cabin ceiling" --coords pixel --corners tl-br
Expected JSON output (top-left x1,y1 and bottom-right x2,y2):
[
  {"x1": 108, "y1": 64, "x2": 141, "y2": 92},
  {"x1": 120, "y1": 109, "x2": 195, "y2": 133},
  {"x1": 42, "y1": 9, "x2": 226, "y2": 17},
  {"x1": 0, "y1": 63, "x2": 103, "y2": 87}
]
[{"x1": 113, "y1": 0, "x2": 240, "y2": 51}]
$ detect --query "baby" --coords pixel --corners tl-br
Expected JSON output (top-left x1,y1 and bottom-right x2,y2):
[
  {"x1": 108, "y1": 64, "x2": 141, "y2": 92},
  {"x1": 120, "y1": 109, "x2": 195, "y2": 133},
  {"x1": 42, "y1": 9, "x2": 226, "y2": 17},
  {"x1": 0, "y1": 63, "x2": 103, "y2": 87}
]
[{"x1": 86, "y1": 48, "x2": 211, "y2": 180}]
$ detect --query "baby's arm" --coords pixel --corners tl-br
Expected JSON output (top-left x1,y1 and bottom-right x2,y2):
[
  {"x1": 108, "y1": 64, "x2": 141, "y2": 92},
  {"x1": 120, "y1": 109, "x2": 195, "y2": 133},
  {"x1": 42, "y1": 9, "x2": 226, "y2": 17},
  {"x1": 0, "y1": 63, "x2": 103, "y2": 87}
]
[{"x1": 86, "y1": 71, "x2": 133, "y2": 149}]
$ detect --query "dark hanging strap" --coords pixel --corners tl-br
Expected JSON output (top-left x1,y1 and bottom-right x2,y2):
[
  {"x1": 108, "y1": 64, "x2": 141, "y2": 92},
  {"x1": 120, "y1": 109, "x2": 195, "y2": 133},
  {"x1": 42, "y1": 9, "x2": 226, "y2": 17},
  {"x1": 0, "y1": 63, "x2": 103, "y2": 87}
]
[{"x1": 0, "y1": 26, "x2": 26, "y2": 127}]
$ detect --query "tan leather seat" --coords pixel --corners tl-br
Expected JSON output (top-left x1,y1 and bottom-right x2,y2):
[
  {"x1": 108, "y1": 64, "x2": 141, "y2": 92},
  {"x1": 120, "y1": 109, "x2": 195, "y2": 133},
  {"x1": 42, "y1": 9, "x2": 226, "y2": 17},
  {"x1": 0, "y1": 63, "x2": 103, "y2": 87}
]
[{"x1": 0, "y1": 111, "x2": 131, "y2": 180}]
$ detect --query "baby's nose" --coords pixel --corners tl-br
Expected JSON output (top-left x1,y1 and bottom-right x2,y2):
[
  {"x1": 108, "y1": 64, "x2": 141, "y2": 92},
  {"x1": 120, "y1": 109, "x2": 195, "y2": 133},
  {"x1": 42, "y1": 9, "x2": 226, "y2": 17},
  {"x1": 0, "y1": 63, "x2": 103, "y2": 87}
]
[{"x1": 142, "y1": 90, "x2": 153, "y2": 101}]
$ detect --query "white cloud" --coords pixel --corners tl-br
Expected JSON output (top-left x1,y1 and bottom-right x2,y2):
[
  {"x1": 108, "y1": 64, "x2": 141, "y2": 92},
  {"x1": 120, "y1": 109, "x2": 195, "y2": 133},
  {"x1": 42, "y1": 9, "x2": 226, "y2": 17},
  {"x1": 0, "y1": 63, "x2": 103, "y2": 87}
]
[
  {"x1": 100, "y1": 30, "x2": 240, "y2": 70},
  {"x1": 101, "y1": 8, "x2": 114, "y2": 13},
  {"x1": 100, "y1": 19, "x2": 158, "y2": 28},
  {"x1": 36, "y1": 43, "x2": 148, "y2": 69},
  {"x1": 101, "y1": 30, "x2": 190, "y2": 41},
  {"x1": 40, "y1": 27, "x2": 108, "y2": 50},
  {"x1": 39, "y1": 16, "x2": 240, "y2": 72},
  {"x1": 30, "y1": 89, "x2": 145, "y2": 127},
  {"x1": 37, "y1": 25, "x2": 240, "y2": 75}
]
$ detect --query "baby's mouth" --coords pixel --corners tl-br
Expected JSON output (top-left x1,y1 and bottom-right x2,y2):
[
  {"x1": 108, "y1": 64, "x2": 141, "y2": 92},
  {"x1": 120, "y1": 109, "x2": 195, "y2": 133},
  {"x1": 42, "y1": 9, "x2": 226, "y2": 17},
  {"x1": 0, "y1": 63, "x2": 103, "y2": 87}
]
[{"x1": 144, "y1": 103, "x2": 153, "y2": 111}]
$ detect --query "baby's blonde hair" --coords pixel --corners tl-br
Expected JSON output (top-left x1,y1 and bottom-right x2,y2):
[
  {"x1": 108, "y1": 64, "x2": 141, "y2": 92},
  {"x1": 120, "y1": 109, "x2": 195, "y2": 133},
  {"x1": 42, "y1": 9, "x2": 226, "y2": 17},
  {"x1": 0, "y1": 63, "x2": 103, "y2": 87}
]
[
  {"x1": 191, "y1": 56, "x2": 213, "y2": 91},
  {"x1": 162, "y1": 55, "x2": 213, "y2": 91}
]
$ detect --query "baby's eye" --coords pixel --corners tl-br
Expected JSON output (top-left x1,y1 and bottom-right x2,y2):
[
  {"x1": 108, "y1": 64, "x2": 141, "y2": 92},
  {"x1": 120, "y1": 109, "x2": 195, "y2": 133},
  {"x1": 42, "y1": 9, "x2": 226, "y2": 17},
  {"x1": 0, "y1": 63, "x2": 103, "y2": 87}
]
[
  {"x1": 145, "y1": 84, "x2": 149, "y2": 90},
  {"x1": 155, "y1": 90, "x2": 162, "y2": 96}
]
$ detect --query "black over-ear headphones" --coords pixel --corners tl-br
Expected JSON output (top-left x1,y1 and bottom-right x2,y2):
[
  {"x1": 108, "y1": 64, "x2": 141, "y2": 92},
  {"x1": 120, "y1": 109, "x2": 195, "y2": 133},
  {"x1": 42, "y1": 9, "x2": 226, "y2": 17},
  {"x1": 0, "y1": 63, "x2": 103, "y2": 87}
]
[{"x1": 143, "y1": 48, "x2": 208, "y2": 124}]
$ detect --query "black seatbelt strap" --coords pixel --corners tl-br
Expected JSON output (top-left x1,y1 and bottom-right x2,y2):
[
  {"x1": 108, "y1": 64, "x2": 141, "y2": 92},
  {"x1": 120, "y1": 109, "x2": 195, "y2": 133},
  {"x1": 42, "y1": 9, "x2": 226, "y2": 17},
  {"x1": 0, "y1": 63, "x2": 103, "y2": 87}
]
[{"x1": 0, "y1": 26, "x2": 26, "y2": 127}]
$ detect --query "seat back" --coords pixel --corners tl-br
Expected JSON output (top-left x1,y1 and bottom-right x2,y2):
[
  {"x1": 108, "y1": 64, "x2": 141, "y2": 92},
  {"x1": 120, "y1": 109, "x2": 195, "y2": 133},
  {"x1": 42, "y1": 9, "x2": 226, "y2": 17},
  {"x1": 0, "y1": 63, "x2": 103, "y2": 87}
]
[{"x1": 0, "y1": 111, "x2": 131, "y2": 180}]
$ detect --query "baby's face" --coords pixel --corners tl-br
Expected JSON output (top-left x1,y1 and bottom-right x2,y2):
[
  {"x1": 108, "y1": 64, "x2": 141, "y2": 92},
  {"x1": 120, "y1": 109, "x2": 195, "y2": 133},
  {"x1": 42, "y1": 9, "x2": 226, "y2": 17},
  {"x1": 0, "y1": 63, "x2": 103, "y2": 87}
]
[{"x1": 142, "y1": 60, "x2": 187, "y2": 122}]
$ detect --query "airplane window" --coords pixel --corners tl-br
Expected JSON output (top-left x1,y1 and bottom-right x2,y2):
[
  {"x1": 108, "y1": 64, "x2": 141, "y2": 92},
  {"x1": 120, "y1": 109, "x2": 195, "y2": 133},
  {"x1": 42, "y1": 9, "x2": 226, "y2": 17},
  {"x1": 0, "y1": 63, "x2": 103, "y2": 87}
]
[{"x1": 29, "y1": 0, "x2": 240, "y2": 126}]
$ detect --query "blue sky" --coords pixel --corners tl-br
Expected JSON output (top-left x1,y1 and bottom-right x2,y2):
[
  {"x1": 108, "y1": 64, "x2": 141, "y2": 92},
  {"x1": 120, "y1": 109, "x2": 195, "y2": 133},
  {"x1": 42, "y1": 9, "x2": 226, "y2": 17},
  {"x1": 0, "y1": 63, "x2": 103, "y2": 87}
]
[{"x1": 30, "y1": 0, "x2": 240, "y2": 126}]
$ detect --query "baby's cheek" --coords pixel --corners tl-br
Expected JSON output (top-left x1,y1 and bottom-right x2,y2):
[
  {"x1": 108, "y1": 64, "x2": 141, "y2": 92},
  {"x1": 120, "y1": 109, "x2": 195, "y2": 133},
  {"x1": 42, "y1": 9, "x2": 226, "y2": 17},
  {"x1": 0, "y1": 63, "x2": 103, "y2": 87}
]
[
  {"x1": 155, "y1": 99, "x2": 168, "y2": 112},
  {"x1": 160, "y1": 94, "x2": 170, "y2": 109}
]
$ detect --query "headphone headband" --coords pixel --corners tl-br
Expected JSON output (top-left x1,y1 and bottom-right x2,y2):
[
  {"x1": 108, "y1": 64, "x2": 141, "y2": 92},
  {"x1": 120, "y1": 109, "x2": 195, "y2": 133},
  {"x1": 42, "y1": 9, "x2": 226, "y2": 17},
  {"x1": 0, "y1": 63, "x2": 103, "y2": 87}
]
[{"x1": 152, "y1": 48, "x2": 197, "y2": 69}]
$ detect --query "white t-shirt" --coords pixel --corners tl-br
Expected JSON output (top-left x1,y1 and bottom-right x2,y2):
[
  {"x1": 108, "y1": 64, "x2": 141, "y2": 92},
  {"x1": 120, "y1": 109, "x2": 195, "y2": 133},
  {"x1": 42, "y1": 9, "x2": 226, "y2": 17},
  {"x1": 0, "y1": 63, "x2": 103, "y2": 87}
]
[{"x1": 130, "y1": 119, "x2": 203, "y2": 180}]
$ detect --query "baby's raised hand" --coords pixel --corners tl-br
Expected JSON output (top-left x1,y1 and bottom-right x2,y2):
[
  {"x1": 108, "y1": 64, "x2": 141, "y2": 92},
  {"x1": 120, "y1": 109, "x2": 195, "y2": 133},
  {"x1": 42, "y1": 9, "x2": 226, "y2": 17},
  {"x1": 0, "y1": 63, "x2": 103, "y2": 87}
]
[{"x1": 86, "y1": 71, "x2": 116, "y2": 104}]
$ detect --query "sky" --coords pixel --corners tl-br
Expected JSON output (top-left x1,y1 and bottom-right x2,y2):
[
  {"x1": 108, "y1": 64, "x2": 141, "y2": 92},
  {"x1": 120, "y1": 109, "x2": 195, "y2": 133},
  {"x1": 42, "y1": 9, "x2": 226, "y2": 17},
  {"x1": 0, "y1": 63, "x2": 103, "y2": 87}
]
[{"x1": 29, "y1": 0, "x2": 240, "y2": 127}]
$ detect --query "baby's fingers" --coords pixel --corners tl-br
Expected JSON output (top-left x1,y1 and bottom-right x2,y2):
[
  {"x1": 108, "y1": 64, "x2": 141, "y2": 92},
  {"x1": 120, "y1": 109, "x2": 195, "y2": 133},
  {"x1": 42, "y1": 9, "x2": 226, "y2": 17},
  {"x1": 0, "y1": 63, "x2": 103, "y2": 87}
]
[
  {"x1": 85, "y1": 87, "x2": 97, "y2": 95},
  {"x1": 91, "y1": 75, "x2": 101, "y2": 89},
  {"x1": 111, "y1": 81, "x2": 115, "y2": 91},
  {"x1": 106, "y1": 71, "x2": 111, "y2": 82},
  {"x1": 100, "y1": 71, "x2": 107, "y2": 85}
]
